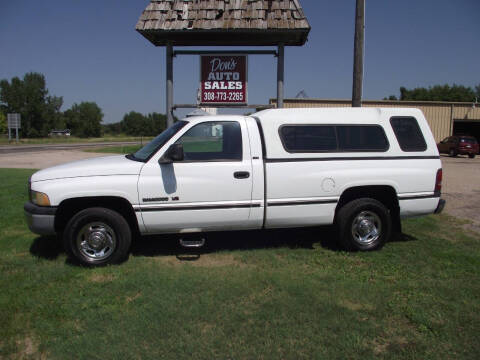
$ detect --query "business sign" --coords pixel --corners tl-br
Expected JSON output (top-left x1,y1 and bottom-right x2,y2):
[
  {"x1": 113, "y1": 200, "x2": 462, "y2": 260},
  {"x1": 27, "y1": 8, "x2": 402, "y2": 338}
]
[
  {"x1": 7, "y1": 113, "x2": 21, "y2": 141},
  {"x1": 200, "y1": 54, "x2": 247, "y2": 105},
  {"x1": 7, "y1": 113, "x2": 21, "y2": 129}
]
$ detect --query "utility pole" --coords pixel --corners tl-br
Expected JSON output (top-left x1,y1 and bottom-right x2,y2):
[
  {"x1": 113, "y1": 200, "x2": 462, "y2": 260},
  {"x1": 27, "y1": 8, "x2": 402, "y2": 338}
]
[
  {"x1": 166, "y1": 43, "x2": 174, "y2": 127},
  {"x1": 352, "y1": 0, "x2": 365, "y2": 107},
  {"x1": 277, "y1": 43, "x2": 285, "y2": 108}
]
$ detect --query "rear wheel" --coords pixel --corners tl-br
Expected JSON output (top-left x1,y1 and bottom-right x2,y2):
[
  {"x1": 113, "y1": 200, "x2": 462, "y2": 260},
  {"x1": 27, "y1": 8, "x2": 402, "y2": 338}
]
[
  {"x1": 63, "y1": 207, "x2": 131, "y2": 266},
  {"x1": 335, "y1": 198, "x2": 391, "y2": 251},
  {"x1": 449, "y1": 148, "x2": 457, "y2": 157}
]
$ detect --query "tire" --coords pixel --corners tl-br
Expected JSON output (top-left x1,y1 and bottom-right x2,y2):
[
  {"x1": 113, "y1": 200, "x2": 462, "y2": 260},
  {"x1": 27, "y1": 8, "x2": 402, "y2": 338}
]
[
  {"x1": 468, "y1": 153, "x2": 475, "y2": 159},
  {"x1": 63, "y1": 207, "x2": 132, "y2": 266},
  {"x1": 335, "y1": 198, "x2": 391, "y2": 251},
  {"x1": 449, "y1": 148, "x2": 457, "y2": 157}
]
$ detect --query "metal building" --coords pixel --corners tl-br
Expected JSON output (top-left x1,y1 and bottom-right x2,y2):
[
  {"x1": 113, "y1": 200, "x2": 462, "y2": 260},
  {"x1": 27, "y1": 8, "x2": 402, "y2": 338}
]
[{"x1": 270, "y1": 98, "x2": 480, "y2": 142}]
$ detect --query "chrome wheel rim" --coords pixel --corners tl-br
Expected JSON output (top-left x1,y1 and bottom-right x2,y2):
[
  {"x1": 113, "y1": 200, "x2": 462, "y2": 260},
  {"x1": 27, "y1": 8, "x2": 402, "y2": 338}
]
[
  {"x1": 76, "y1": 222, "x2": 116, "y2": 261},
  {"x1": 351, "y1": 211, "x2": 382, "y2": 245}
]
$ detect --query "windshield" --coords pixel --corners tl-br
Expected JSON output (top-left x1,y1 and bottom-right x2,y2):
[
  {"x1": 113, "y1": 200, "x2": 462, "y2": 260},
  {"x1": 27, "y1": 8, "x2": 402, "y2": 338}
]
[{"x1": 128, "y1": 121, "x2": 188, "y2": 162}]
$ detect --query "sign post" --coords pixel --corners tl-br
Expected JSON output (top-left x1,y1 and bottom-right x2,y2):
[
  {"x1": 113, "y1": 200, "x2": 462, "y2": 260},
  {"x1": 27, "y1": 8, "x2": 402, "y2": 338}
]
[
  {"x1": 200, "y1": 54, "x2": 247, "y2": 106},
  {"x1": 7, "y1": 114, "x2": 21, "y2": 142}
]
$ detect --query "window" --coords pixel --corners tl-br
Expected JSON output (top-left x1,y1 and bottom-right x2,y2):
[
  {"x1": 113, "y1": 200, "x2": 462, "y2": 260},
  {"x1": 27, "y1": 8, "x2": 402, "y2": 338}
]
[
  {"x1": 279, "y1": 125, "x2": 389, "y2": 153},
  {"x1": 131, "y1": 120, "x2": 187, "y2": 162},
  {"x1": 390, "y1": 117, "x2": 427, "y2": 152},
  {"x1": 337, "y1": 125, "x2": 389, "y2": 151},
  {"x1": 280, "y1": 125, "x2": 336, "y2": 152},
  {"x1": 175, "y1": 121, "x2": 242, "y2": 161}
]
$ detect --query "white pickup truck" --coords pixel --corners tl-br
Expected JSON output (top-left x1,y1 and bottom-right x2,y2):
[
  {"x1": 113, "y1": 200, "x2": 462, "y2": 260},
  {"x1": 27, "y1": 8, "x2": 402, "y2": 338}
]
[{"x1": 25, "y1": 108, "x2": 445, "y2": 265}]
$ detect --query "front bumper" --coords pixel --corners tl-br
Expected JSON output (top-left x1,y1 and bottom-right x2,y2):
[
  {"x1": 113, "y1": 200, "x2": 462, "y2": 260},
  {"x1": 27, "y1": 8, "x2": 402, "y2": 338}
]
[
  {"x1": 24, "y1": 202, "x2": 57, "y2": 235},
  {"x1": 434, "y1": 199, "x2": 446, "y2": 214}
]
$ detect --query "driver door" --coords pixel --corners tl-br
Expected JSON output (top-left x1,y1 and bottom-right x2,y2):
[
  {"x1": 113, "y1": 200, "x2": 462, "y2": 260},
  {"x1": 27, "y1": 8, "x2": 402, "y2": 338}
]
[{"x1": 137, "y1": 119, "x2": 254, "y2": 233}]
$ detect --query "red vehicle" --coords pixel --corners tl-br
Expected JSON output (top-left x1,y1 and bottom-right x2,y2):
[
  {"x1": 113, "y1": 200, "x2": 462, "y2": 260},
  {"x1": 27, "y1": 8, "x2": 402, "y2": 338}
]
[{"x1": 437, "y1": 136, "x2": 479, "y2": 158}]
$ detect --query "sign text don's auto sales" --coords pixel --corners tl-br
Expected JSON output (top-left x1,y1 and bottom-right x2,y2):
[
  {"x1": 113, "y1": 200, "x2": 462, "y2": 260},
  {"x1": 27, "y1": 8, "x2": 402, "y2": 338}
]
[{"x1": 200, "y1": 55, "x2": 247, "y2": 104}]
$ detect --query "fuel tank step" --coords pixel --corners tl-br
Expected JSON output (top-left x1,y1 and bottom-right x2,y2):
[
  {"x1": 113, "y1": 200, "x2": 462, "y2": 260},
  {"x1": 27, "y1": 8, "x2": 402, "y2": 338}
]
[{"x1": 179, "y1": 237, "x2": 205, "y2": 248}]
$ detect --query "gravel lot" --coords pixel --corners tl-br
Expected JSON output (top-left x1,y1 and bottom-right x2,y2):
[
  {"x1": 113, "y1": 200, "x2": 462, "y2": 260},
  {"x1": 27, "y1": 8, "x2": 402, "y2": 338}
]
[
  {"x1": 0, "y1": 150, "x2": 107, "y2": 168},
  {"x1": 440, "y1": 155, "x2": 480, "y2": 232},
  {"x1": 1, "y1": 149, "x2": 478, "y2": 230}
]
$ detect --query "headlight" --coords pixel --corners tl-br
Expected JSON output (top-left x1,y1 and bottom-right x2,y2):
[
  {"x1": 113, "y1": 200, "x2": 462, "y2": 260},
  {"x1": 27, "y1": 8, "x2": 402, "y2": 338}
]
[{"x1": 30, "y1": 190, "x2": 51, "y2": 206}]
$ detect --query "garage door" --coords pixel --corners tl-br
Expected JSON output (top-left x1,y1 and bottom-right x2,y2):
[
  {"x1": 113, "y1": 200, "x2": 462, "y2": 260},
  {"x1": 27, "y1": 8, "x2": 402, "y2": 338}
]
[{"x1": 453, "y1": 120, "x2": 480, "y2": 143}]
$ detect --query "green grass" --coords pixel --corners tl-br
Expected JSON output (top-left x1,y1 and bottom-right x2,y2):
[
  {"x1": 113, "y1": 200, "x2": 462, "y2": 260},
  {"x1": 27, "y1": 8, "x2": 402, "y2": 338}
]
[
  {"x1": 0, "y1": 135, "x2": 152, "y2": 146},
  {"x1": 1, "y1": 168, "x2": 479, "y2": 359},
  {"x1": 85, "y1": 145, "x2": 142, "y2": 154}
]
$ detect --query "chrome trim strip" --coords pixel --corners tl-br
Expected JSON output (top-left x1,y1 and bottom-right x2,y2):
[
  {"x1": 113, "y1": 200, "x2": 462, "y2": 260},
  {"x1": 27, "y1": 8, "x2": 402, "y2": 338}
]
[
  {"x1": 267, "y1": 199, "x2": 338, "y2": 207},
  {"x1": 398, "y1": 192, "x2": 439, "y2": 201},
  {"x1": 135, "y1": 200, "x2": 262, "y2": 212}
]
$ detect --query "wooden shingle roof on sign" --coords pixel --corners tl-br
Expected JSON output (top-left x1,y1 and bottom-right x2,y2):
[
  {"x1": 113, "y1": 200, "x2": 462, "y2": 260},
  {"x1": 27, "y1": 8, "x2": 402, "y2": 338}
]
[{"x1": 136, "y1": 0, "x2": 310, "y2": 46}]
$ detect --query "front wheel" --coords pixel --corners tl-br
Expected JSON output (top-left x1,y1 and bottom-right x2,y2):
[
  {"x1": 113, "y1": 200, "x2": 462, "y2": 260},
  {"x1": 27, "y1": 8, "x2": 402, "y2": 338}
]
[
  {"x1": 63, "y1": 207, "x2": 132, "y2": 266},
  {"x1": 335, "y1": 198, "x2": 391, "y2": 251},
  {"x1": 468, "y1": 153, "x2": 475, "y2": 159}
]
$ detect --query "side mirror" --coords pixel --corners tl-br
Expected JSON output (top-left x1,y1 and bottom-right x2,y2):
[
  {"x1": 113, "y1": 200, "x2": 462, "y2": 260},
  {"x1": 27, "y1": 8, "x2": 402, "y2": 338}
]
[{"x1": 158, "y1": 143, "x2": 184, "y2": 164}]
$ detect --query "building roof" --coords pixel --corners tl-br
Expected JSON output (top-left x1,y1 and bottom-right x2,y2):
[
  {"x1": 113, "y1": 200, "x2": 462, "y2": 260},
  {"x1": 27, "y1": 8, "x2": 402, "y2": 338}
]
[
  {"x1": 269, "y1": 98, "x2": 480, "y2": 107},
  {"x1": 136, "y1": 0, "x2": 310, "y2": 46}
]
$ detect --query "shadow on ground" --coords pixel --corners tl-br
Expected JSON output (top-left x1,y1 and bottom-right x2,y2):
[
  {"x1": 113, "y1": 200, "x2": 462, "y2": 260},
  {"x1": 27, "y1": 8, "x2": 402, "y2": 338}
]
[
  {"x1": 390, "y1": 232, "x2": 417, "y2": 243},
  {"x1": 131, "y1": 227, "x2": 418, "y2": 257},
  {"x1": 29, "y1": 226, "x2": 418, "y2": 263},
  {"x1": 29, "y1": 235, "x2": 62, "y2": 260},
  {"x1": 131, "y1": 226, "x2": 340, "y2": 258}
]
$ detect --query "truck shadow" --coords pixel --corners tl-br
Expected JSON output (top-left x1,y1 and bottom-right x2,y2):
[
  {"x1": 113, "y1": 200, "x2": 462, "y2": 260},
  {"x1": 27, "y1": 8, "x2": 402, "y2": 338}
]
[
  {"x1": 132, "y1": 226, "x2": 340, "y2": 257},
  {"x1": 29, "y1": 227, "x2": 418, "y2": 263},
  {"x1": 29, "y1": 235, "x2": 62, "y2": 260},
  {"x1": 131, "y1": 227, "x2": 418, "y2": 259}
]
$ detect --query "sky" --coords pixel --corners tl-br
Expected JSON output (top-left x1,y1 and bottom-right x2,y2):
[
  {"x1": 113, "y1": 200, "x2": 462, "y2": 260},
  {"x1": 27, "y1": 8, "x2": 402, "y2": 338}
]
[{"x1": 0, "y1": 0, "x2": 479, "y2": 124}]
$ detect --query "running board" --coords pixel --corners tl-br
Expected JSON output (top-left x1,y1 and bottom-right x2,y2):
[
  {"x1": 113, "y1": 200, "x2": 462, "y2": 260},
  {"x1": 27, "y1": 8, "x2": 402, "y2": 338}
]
[{"x1": 179, "y1": 238, "x2": 205, "y2": 248}]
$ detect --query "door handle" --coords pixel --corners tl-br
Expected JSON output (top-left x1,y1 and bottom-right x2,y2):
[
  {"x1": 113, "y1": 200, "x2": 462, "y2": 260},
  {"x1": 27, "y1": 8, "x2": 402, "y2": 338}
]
[{"x1": 234, "y1": 171, "x2": 250, "y2": 179}]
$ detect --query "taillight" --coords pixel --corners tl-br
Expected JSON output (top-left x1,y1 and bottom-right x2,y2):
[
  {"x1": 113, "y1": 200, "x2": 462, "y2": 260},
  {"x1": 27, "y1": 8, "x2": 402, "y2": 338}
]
[{"x1": 434, "y1": 169, "x2": 442, "y2": 195}]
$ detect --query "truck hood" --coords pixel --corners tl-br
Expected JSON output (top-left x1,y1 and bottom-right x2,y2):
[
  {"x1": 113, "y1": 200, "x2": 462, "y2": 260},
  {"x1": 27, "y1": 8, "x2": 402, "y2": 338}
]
[{"x1": 31, "y1": 155, "x2": 144, "y2": 182}]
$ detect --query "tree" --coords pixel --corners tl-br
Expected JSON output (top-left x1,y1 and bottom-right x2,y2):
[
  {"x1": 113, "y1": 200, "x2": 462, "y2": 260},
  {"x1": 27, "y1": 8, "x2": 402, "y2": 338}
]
[
  {"x1": 383, "y1": 95, "x2": 398, "y2": 101},
  {"x1": 120, "y1": 111, "x2": 147, "y2": 136},
  {"x1": 105, "y1": 111, "x2": 168, "y2": 136},
  {"x1": 146, "y1": 112, "x2": 167, "y2": 136},
  {"x1": 0, "y1": 112, "x2": 6, "y2": 135},
  {"x1": 64, "y1": 102, "x2": 103, "y2": 137},
  {"x1": 0, "y1": 72, "x2": 63, "y2": 137},
  {"x1": 102, "y1": 121, "x2": 122, "y2": 135},
  {"x1": 387, "y1": 84, "x2": 479, "y2": 102}
]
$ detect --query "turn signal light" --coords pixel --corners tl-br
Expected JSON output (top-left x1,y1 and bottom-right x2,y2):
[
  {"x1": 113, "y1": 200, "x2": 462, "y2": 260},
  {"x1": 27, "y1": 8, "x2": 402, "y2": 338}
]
[{"x1": 31, "y1": 191, "x2": 51, "y2": 207}]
